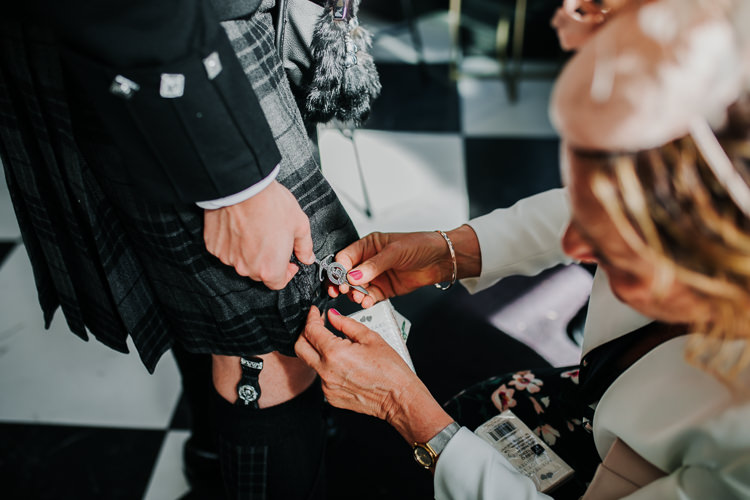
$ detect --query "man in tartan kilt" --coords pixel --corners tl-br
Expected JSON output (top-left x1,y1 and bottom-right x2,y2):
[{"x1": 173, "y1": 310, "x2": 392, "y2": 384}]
[{"x1": 0, "y1": 1, "x2": 358, "y2": 498}]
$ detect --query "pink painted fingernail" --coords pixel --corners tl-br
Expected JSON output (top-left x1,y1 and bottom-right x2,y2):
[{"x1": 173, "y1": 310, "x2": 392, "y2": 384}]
[
  {"x1": 348, "y1": 270, "x2": 363, "y2": 280},
  {"x1": 329, "y1": 308, "x2": 341, "y2": 316}
]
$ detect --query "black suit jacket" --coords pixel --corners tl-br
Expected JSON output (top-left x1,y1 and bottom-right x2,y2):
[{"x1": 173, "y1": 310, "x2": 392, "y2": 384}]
[{"x1": 21, "y1": 0, "x2": 279, "y2": 203}]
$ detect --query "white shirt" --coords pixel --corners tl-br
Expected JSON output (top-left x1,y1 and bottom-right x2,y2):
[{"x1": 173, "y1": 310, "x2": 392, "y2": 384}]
[{"x1": 195, "y1": 164, "x2": 279, "y2": 209}]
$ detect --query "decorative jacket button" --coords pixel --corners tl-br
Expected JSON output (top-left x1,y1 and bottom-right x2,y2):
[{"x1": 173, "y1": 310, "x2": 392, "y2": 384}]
[
  {"x1": 109, "y1": 75, "x2": 140, "y2": 100},
  {"x1": 160, "y1": 73, "x2": 185, "y2": 98},
  {"x1": 203, "y1": 52, "x2": 223, "y2": 80}
]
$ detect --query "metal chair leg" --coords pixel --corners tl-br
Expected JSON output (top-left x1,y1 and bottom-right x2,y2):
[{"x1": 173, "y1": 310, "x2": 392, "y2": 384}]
[
  {"x1": 508, "y1": 0, "x2": 527, "y2": 102},
  {"x1": 448, "y1": 0, "x2": 462, "y2": 80},
  {"x1": 340, "y1": 127, "x2": 373, "y2": 218},
  {"x1": 452, "y1": 0, "x2": 528, "y2": 102},
  {"x1": 399, "y1": 0, "x2": 426, "y2": 66}
]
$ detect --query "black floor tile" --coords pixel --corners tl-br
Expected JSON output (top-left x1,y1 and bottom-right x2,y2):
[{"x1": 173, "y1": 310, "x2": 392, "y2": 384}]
[
  {"x1": 362, "y1": 63, "x2": 460, "y2": 132},
  {"x1": 465, "y1": 137, "x2": 561, "y2": 218},
  {"x1": 0, "y1": 241, "x2": 16, "y2": 267},
  {"x1": 0, "y1": 423, "x2": 164, "y2": 500},
  {"x1": 406, "y1": 284, "x2": 552, "y2": 404}
]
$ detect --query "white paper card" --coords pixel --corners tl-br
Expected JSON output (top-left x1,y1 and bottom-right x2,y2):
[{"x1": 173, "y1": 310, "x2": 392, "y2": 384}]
[
  {"x1": 475, "y1": 410, "x2": 574, "y2": 493},
  {"x1": 347, "y1": 300, "x2": 415, "y2": 372}
]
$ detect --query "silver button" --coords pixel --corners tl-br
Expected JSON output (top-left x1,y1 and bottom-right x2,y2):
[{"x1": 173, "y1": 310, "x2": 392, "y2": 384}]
[
  {"x1": 238, "y1": 384, "x2": 258, "y2": 404},
  {"x1": 203, "y1": 52, "x2": 222, "y2": 80},
  {"x1": 159, "y1": 73, "x2": 185, "y2": 98},
  {"x1": 109, "y1": 75, "x2": 140, "y2": 100}
]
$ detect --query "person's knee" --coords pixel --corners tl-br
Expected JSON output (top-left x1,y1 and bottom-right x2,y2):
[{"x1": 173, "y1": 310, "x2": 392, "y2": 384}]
[{"x1": 212, "y1": 352, "x2": 317, "y2": 408}]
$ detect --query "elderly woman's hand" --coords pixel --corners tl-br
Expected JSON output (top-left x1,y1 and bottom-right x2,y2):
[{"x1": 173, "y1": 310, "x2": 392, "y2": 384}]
[
  {"x1": 295, "y1": 306, "x2": 454, "y2": 444},
  {"x1": 328, "y1": 226, "x2": 481, "y2": 309}
]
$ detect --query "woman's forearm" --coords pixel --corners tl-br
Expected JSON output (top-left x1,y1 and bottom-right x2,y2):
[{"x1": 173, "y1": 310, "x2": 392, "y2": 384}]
[
  {"x1": 447, "y1": 224, "x2": 482, "y2": 280},
  {"x1": 385, "y1": 378, "x2": 456, "y2": 445}
]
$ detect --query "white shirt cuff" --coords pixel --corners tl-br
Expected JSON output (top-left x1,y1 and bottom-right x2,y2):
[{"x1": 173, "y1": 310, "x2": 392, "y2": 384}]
[{"x1": 195, "y1": 164, "x2": 280, "y2": 210}]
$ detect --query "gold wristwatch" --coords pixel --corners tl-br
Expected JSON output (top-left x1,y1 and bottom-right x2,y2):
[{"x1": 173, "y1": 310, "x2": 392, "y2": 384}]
[{"x1": 412, "y1": 422, "x2": 461, "y2": 470}]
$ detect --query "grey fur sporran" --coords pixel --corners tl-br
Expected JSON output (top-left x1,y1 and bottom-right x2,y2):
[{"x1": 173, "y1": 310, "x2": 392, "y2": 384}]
[{"x1": 275, "y1": 0, "x2": 381, "y2": 125}]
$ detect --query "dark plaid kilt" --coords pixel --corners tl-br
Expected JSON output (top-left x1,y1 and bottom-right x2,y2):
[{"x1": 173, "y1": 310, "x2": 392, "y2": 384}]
[{"x1": 0, "y1": 5, "x2": 357, "y2": 373}]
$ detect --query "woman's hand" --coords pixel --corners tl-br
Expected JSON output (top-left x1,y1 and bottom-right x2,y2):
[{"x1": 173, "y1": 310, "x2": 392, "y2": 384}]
[
  {"x1": 551, "y1": 0, "x2": 609, "y2": 51},
  {"x1": 295, "y1": 307, "x2": 454, "y2": 443},
  {"x1": 295, "y1": 306, "x2": 419, "y2": 422},
  {"x1": 329, "y1": 226, "x2": 481, "y2": 308}
]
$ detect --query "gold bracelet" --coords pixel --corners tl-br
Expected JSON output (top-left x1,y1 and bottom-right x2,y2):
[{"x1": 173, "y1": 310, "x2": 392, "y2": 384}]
[{"x1": 434, "y1": 230, "x2": 457, "y2": 290}]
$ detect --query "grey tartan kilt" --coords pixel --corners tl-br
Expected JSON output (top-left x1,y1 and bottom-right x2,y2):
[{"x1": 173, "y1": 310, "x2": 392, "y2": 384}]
[{"x1": 0, "y1": 6, "x2": 357, "y2": 372}]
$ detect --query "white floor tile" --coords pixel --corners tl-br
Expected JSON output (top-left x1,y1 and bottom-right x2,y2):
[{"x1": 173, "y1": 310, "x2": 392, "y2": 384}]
[
  {"x1": 459, "y1": 77, "x2": 558, "y2": 137},
  {"x1": 0, "y1": 159, "x2": 21, "y2": 240},
  {"x1": 318, "y1": 128, "x2": 468, "y2": 235},
  {"x1": 143, "y1": 430, "x2": 191, "y2": 500},
  {"x1": 0, "y1": 245, "x2": 181, "y2": 429},
  {"x1": 488, "y1": 265, "x2": 591, "y2": 367}
]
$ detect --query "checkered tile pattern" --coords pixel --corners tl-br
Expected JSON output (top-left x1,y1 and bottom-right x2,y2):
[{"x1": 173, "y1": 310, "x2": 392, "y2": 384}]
[{"x1": 0, "y1": 8, "x2": 590, "y2": 500}]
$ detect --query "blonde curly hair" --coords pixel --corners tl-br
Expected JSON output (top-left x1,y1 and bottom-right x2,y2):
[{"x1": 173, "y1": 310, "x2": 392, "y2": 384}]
[{"x1": 587, "y1": 96, "x2": 750, "y2": 380}]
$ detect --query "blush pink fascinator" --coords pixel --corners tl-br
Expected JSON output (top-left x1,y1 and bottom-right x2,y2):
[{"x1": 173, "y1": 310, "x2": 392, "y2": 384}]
[{"x1": 550, "y1": 0, "x2": 750, "y2": 214}]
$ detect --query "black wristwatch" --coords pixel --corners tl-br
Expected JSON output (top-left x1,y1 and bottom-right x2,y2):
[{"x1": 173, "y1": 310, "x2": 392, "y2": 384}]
[{"x1": 412, "y1": 422, "x2": 461, "y2": 470}]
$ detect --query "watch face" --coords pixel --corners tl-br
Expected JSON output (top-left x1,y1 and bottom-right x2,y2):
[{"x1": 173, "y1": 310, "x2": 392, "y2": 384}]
[{"x1": 413, "y1": 445, "x2": 435, "y2": 469}]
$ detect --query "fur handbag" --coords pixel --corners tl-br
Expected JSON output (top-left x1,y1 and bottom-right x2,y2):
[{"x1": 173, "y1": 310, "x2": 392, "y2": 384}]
[{"x1": 275, "y1": 0, "x2": 381, "y2": 125}]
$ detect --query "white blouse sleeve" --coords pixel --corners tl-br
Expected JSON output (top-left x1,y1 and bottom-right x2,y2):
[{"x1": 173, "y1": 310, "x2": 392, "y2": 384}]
[
  {"x1": 461, "y1": 188, "x2": 573, "y2": 294},
  {"x1": 434, "y1": 428, "x2": 553, "y2": 500},
  {"x1": 621, "y1": 466, "x2": 748, "y2": 500}
]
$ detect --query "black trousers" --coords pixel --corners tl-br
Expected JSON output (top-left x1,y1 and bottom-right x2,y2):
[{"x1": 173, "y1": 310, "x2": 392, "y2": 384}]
[{"x1": 213, "y1": 381, "x2": 328, "y2": 500}]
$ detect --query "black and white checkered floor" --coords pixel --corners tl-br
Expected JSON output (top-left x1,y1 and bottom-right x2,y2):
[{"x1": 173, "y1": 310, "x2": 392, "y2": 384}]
[{"x1": 0, "y1": 8, "x2": 594, "y2": 499}]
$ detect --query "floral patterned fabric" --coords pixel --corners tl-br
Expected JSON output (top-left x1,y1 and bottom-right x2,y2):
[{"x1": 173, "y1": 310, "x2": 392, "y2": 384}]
[{"x1": 443, "y1": 366, "x2": 601, "y2": 498}]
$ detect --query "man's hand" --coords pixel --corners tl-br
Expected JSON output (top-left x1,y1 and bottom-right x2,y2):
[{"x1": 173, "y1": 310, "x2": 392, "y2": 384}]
[{"x1": 203, "y1": 180, "x2": 315, "y2": 290}]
